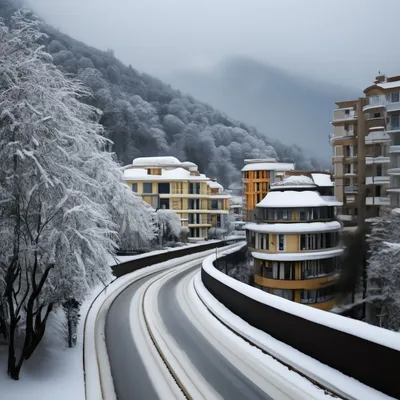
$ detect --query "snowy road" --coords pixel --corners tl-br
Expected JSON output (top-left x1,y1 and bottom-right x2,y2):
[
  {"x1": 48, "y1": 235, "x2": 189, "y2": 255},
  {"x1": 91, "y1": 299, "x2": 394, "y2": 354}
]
[{"x1": 105, "y1": 253, "x2": 333, "y2": 400}]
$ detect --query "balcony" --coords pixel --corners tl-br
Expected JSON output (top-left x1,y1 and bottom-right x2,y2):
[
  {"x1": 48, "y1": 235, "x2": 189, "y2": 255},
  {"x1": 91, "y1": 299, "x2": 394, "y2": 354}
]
[
  {"x1": 389, "y1": 145, "x2": 400, "y2": 154},
  {"x1": 388, "y1": 168, "x2": 400, "y2": 175},
  {"x1": 332, "y1": 109, "x2": 357, "y2": 123},
  {"x1": 363, "y1": 96, "x2": 386, "y2": 112},
  {"x1": 337, "y1": 214, "x2": 357, "y2": 222},
  {"x1": 386, "y1": 124, "x2": 400, "y2": 134},
  {"x1": 365, "y1": 131, "x2": 390, "y2": 144},
  {"x1": 366, "y1": 197, "x2": 390, "y2": 205},
  {"x1": 344, "y1": 185, "x2": 358, "y2": 193},
  {"x1": 366, "y1": 176, "x2": 390, "y2": 185},
  {"x1": 366, "y1": 156, "x2": 390, "y2": 164}
]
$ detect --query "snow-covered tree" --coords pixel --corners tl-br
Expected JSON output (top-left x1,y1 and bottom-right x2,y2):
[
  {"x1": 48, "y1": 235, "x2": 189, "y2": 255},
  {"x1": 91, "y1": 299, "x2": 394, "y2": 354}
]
[
  {"x1": 366, "y1": 208, "x2": 400, "y2": 331},
  {"x1": 0, "y1": 11, "x2": 155, "y2": 379},
  {"x1": 155, "y1": 209, "x2": 181, "y2": 246}
]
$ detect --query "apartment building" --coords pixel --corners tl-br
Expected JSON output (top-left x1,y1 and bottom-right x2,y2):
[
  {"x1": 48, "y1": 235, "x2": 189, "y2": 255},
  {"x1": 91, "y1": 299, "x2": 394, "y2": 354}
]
[
  {"x1": 122, "y1": 156, "x2": 229, "y2": 241},
  {"x1": 245, "y1": 175, "x2": 343, "y2": 311},
  {"x1": 330, "y1": 74, "x2": 400, "y2": 224},
  {"x1": 241, "y1": 158, "x2": 295, "y2": 221}
]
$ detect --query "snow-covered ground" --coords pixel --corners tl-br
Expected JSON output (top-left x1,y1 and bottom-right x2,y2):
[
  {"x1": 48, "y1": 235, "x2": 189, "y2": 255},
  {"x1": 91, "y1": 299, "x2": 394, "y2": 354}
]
[{"x1": 0, "y1": 284, "x2": 106, "y2": 400}]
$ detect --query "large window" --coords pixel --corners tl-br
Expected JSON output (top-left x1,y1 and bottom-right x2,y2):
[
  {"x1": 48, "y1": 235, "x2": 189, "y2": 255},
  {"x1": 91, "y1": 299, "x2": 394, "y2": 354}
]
[
  {"x1": 211, "y1": 200, "x2": 218, "y2": 209},
  {"x1": 391, "y1": 114, "x2": 400, "y2": 129},
  {"x1": 246, "y1": 230, "x2": 256, "y2": 248},
  {"x1": 143, "y1": 182, "x2": 153, "y2": 194},
  {"x1": 189, "y1": 227, "x2": 201, "y2": 238},
  {"x1": 271, "y1": 262, "x2": 295, "y2": 280},
  {"x1": 300, "y1": 232, "x2": 339, "y2": 250},
  {"x1": 301, "y1": 258, "x2": 339, "y2": 279},
  {"x1": 274, "y1": 289, "x2": 293, "y2": 301},
  {"x1": 189, "y1": 199, "x2": 200, "y2": 209},
  {"x1": 189, "y1": 214, "x2": 202, "y2": 224},
  {"x1": 391, "y1": 91, "x2": 400, "y2": 103},
  {"x1": 255, "y1": 233, "x2": 269, "y2": 250},
  {"x1": 189, "y1": 182, "x2": 200, "y2": 194},
  {"x1": 158, "y1": 183, "x2": 170, "y2": 194},
  {"x1": 257, "y1": 207, "x2": 333, "y2": 222},
  {"x1": 300, "y1": 286, "x2": 337, "y2": 304},
  {"x1": 277, "y1": 234, "x2": 285, "y2": 251},
  {"x1": 132, "y1": 183, "x2": 138, "y2": 192},
  {"x1": 159, "y1": 198, "x2": 170, "y2": 209}
]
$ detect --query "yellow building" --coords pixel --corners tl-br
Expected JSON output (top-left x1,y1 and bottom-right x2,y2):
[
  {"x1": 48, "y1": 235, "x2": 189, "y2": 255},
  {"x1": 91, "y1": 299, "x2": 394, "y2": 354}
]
[
  {"x1": 241, "y1": 159, "x2": 295, "y2": 221},
  {"x1": 245, "y1": 175, "x2": 343, "y2": 311},
  {"x1": 122, "y1": 156, "x2": 229, "y2": 241}
]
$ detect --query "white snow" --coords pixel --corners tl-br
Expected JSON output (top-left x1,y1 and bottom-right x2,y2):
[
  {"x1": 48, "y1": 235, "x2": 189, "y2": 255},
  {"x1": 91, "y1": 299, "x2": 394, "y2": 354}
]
[
  {"x1": 311, "y1": 173, "x2": 333, "y2": 187},
  {"x1": 207, "y1": 181, "x2": 224, "y2": 190},
  {"x1": 320, "y1": 196, "x2": 343, "y2": 206},
  {"x1": 245, "y1": 221, "x2": 341, "y2": 234},
  {"x1": 251, "y1": 248, "x2": 343, "y2": 261},
  {"x1": 271, "y1": 175, "x2": 315, "y2": 189},
  {"x1": 369, "y1": 126, "x2": 386, "y2": 131},
  {"x1": 257, "y1": 190, "x2": 333, "y2": 208},
  {"x1": 201, "y1": 245, "x2": 400, "y2": 351},
  {"x1": 377, "y1": 81, "x2": 400, "y2": 90},
  {"x1": 123, "y1": 166, "x2": 210, "y2": 181},
  {"x1": 132, "y1": 156, "x2": 182, "y2": 166},
  {"x1": 241, "y1": 162, "x2": 295, "y2": 172},
  {"x1": 194, "y1": 273, "x2": 394, "y2": 400}
]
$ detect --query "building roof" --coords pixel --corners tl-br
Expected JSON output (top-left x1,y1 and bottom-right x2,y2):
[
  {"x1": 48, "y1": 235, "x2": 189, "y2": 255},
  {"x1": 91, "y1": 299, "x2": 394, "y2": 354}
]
[
  {"x1": 132, "y1": 156, "x2": 182, "y2": 167},
  {"x1": 257, "y1": 190, "x2": 333, "y2": 208},
  {"x1": 207, "y1": 181, "x2": 224, "y2": 190},
  {"x1": 123, "y1": 167, "x2": 209, "y2": 182},
  {"x1": 271, "y1": 175, "x2": 316, "y2": 190},
  {"x1": 241, "y1": 162, "x2": 295, "y2": 172},
  {"x1": 377, "y1": 81, "x2": 400, "y2": 90},
  {"x1": 311, "y1": 173, "x2": 334, "y2": 187}
]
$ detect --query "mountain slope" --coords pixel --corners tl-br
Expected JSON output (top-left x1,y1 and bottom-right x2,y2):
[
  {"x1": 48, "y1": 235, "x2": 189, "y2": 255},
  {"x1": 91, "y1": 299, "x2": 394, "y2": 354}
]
[
  {"x1": 168, "y1": 57, "x2": 359, "y2": 158},
  {"x1": 1, "y1": 1, "x2": 331, "y2": 187}
]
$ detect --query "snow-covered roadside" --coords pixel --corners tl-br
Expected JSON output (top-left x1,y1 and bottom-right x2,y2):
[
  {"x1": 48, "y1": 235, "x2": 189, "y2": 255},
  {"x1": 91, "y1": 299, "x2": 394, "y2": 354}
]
[
  {"x1": 194, "y1": 273, "x2": 395, "y2": 400},
  {"x1": 0, "y1": 283, "x2": 107, "y2": 400}
]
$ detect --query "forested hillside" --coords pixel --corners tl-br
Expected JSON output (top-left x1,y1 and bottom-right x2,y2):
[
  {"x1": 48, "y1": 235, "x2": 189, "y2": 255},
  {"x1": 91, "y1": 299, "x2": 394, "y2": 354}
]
[{"x1": 1, "y1": 1, "x2": 328, "y2": 187}]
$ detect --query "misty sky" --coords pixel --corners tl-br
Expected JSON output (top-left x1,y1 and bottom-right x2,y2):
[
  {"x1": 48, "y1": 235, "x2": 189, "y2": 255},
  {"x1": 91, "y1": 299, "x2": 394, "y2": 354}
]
[{"x1": 28, "y1": 0, "x2": 400, "y2": 89}]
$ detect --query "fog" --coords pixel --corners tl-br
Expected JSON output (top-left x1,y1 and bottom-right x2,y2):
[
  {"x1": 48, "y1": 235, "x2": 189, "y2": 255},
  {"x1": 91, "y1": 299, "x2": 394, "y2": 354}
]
[{"x1": 27, "y1": 0, "x2": 400, "y2": 89}]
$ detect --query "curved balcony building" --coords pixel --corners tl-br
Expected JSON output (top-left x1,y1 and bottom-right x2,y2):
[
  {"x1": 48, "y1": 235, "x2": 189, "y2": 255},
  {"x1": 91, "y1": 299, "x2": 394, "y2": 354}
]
[{"x1": 245, "y1": 175, "x2": 343, "y2": 311}]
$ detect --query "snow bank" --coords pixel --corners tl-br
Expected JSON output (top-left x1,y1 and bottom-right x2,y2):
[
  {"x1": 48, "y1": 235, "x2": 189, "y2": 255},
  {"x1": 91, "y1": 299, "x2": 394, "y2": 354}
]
[
  {"x1": 244, "y1": 221, "x2": 341, "y2": 234},
  {"x1": 132, "y1": 156, "x2": 181, "y2": 166},
  {"x1": 201, "y1": 246, "x2": 400, "y2": 351},
  {"x1": 272, "y1": 175, "x2": 315, "y2": 188},
  {"x1": 257, "y1": 190, "x2": 332, "y2": 208}
]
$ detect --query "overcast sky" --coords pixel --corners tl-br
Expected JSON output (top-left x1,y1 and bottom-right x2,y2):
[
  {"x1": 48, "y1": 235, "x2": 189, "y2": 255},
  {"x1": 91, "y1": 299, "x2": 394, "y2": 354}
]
[{"x1": 27, "y1": 0, "x2": 400, "y2": 89}]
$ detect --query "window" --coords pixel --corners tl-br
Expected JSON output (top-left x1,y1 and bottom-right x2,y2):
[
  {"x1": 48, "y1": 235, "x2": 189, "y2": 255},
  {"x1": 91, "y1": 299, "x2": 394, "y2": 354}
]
[
  {"x1": 300, "y1": 232, "x2": 339, "y2": 250},
  {"x1": 189, "y1": 228, "x2": 200, "y2": 238},
  {"x1": 189, "y1": 199, "x2": 200, "y2": 209},
  {"x1": 345, "y1": 146, "x2": 351, "y2": 157},
  {"x1": 211, "y1": 200, "x2": 218, "y2": 209},
  {"x1": 391, "y1": 91, "x2": 400, "y2": 103},
  {"x1": 158, "y1": 183, "x2": 170, "y2": 194},
  {"x1": 189, "y1": 183, "x2": 200, "y2": 194},
  {"x1": 391, "y1": 114, "x2": 400, "y2": 129},
  {"x1": 216, "y1": 214, "x2": 221, "y2": 228},
  {"x1": 256, "y1": 233, "x2": 269, "y2": 250},
  {"x1": 143, "y1": 183, "x2": 153, "y2": 194},
  {"x1": 376, "y1": 164, "x2": 382, "y2": 176},
  {"x1": 159, "y1": 198, "x2": 170, "y2": 209},
  {"x1": 344, "y1": 164, "x2": 351, "y2": 174},
  {"x1": 345, "y1": 109, "x2": 350, "y2": 115},
  {"x1": 246, "y1": 230, "x2": 256, "y2": 248},
  {"x1": 132, "y1": 183, "x2": 138, "y2": 192},
  {"x1": 274, "y1": 289, "x2": 293, "y2": 301},
  {"x1": 277, "y1": 234, "x2": 285, "y2": 251},
  {"x1": 344, "y1": 123, "x2": 349, "y2": 131},
  {"x1": 373, "y1": 112, "x2": 381, "y2": 119}
]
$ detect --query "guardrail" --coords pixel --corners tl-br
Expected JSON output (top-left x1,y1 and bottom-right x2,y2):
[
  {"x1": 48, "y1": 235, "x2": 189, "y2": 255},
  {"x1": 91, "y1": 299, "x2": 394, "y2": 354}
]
[
  {"x1": 201, "y1": 246, "x2": 400, "y2": 399},
  {"x1": 112, "y1": 239, "x2": 243, "y2": 277}
]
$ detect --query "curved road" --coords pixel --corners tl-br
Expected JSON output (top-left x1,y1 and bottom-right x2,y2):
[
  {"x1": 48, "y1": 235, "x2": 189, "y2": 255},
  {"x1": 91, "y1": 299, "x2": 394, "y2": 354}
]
[{"x1": 105, "y1": 258, "x2": 327, "y2": 400}]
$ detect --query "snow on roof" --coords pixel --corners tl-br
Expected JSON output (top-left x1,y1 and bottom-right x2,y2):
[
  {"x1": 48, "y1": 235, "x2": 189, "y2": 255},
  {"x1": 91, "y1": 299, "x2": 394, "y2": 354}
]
[
  {"x1": 272, "y1": 175, "x2": 315, "y2": 189},
  {"x1": 252, "y1": 248, "x2": 343, "y2": 262},
  {"x1": 207, "y1": 181, "x2": 224, "y2": 190},
  {"x1": 245, "y1": 221, "x2": 341, "y2": 234},
  {"x1": 132, "y1": 156, "x2": 182, "y2": 166},
  {"x1": 377, "y1": 81, "x2": 400, "y2": 90},
  {"x1": 369, "y1": 126, "x2": 385, "y2": 131},
  {"x1": 241, "y1": 162, "x2": 295, "y2": 172},
  {"x1": 257, "y1": 190, "x2": 331, "y2": 208},
  {"x1": 311, "y1": 173, "x2": 333, "y2": 187},
  {"x1": 123, "y1": 166, "x2": 210, "y2": 181},
  {"x1": 320, "y1": 196, "x2": 343, "y2": 207}
]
